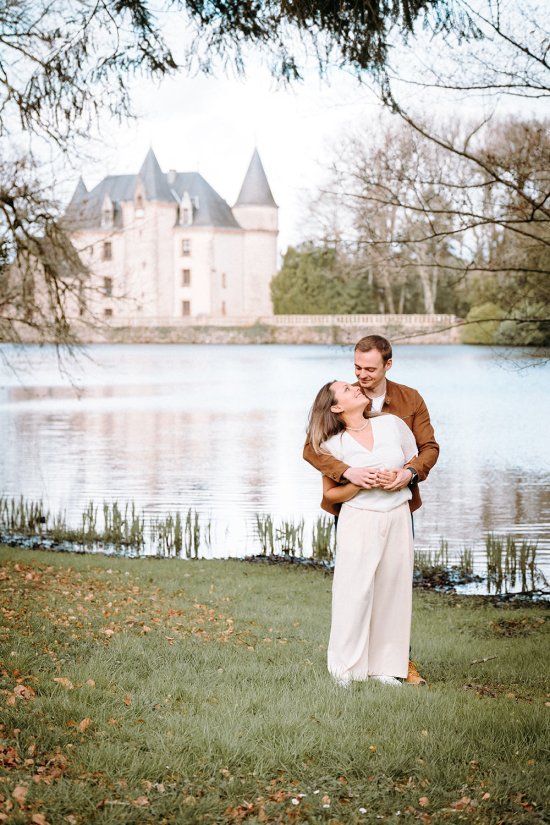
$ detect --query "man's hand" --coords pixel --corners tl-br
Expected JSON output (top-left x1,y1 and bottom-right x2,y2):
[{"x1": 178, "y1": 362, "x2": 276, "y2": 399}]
[
  {"x1": 343, "y1": 467, "x2": 380, "y2": 489},
  {"x1": 380, "y1": 467, "x2": 413, "y2": 491}
]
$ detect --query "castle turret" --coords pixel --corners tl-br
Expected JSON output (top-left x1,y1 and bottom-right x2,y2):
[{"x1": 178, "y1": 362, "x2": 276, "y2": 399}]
[
  {"x1": 68, "y1": 177, "x2": 88, "y2": 206},
  {"x1": 232, "y1": 150, "x2": 278, "y2": 315},
  {"x1": 137, "y1": 147, "x2": 174, "y2": 202}
]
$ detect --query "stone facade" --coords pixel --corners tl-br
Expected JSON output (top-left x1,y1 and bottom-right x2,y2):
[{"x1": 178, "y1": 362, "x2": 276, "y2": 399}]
[{"x1": 65, "y1": 149, "x2": 278, "y2": 321}]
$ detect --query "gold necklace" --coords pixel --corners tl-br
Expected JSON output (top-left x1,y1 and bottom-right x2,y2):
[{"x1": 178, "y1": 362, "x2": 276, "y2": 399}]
[{"x1": 345, "y1": 420, "x2": 370, "y2": 432}]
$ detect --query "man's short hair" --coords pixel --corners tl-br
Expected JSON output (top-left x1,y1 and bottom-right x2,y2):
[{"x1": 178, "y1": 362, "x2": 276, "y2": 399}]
[{"x1": 355, "y1": 334, "x2": 392, "y2": 363}]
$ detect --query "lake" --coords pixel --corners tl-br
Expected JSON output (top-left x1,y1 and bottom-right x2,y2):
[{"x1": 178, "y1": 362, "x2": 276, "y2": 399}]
[{"x1": 0, "y1": 343, "x2": 549, "y2": 583}]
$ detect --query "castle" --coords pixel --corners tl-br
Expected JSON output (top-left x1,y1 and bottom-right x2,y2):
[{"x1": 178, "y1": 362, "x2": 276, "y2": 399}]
[{"x1": 66, "y1": 148, "x2": 278, "y2": 320}]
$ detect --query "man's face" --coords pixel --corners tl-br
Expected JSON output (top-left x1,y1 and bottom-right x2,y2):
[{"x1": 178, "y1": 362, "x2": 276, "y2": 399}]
[{"x1": 354, "y1": 348, "x2": 392, "y2": 395}]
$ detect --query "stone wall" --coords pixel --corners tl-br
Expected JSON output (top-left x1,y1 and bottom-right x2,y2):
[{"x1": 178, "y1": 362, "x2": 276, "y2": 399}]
[{"x1": 69, "y1": 314, "x2": 462, "y2": 345}]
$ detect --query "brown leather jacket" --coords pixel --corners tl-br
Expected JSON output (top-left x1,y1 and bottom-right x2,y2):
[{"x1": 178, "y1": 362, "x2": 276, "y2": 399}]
[{"x1": 303, "y1": 378, "x2": 439, "y2": 516}]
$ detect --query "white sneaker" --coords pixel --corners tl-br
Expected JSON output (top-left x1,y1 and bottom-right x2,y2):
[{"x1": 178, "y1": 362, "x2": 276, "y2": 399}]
[{"x1": 370, "y1": 675, "x2": 402, "y2": 687}]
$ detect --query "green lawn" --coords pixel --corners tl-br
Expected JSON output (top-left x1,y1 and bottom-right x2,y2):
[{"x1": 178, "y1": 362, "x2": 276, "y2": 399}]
[{"x1": 0, "y1": 545, "x2": 548, "y2": 824}]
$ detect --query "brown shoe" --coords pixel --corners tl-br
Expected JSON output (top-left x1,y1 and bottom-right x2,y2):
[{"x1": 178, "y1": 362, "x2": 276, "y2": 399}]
[{"x1": 405, "y1": 660, "x2": 427, "y2": 686}]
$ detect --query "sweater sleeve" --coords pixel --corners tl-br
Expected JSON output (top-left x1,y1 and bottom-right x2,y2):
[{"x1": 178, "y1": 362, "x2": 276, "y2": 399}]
[{"x1": 396, "y1": 416, "x2": 418, "y2": 463}]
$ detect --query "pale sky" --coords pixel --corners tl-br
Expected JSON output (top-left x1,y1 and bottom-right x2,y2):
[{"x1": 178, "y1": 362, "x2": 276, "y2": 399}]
[{"x1": 61, "y1": 1, "x2": 544, "y2": 257}]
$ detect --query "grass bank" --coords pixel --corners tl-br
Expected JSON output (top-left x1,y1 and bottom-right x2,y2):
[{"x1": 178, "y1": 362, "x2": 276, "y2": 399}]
[{"x1": 0, "y1": 546, "x2": 548, "y2": 825}]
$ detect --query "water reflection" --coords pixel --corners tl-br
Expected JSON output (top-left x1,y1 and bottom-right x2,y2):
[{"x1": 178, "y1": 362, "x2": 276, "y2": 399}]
[{"x1": 0, "y1": 344, "x2": 549, "y2": 577}]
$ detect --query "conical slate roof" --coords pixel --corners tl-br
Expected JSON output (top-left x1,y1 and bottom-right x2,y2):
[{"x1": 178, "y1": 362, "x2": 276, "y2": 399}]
[
  {"x1": 138, "y1": 147, "x2": 174, "y2": 201},
  {"x1": 65, "y1": 149, "x2": 241, "y2": 230},
  {"x1": 235, "y1": 149, "x2": 277, "y2": 208},
  {"x1": 68, "y1": 177, "x2": 88, "y2": 205}
]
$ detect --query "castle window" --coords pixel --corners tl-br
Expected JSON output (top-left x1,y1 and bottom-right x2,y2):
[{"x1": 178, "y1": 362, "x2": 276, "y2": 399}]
[
  {"x1": 103, "y1": 277, "x2": 113, "y2": 297},
  {"x1": 104, "y1": 308, "x2": 113, "y2": 318},
  {"x1": 101, "y1": 208, "x2": 113, "y2": 229},
  {"x1": 181, "y1": 269, "x2": 191, "y2": 287},
  {"x1": 102, "y1": 241, "x2": 112, "y2": 261},
  {"x1": 135, "y1": 195, "x2": 144, "y2": 218},
  {"x1": 221, "y1": 301, "x2": 226, "y2": 316},
  {"x1": 221, "y1": 272, "x2": 227, "y2": 289},
  {"x1": 181, "y1": 238, "x2": 191, "y2": 256},
  {"x1": 182, "y1": 300, "x2": 191, "y2": 316}
]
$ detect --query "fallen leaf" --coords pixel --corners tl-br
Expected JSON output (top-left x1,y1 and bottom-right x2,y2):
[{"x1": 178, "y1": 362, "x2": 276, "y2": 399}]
[
  {"x1": 322, "y1": 795, "x2": 331, "y2": 805},
  {"x1": 421, "y1": 729, "x2": 428, "y2": 737},
  {"x1": 102, "y1": 628, "x2": 115, "y2": 637},
  {"x1": 452, "y1": 796, "x2": 471, "y2": 810},
  {"x1": 419, "y1": 796, "x2": 429, "y2": 807},
  {"x1": 12, "y1": 784, "x2": 28, "y2": 806},
  {"x1": 14, "y1": 685, "x2": 36, "y2": 700},
  {"x1": 53, "y1": 677, "x2": 74, "y2": 690},
  {"x1": 134, "y1": 796, "x2": 149, "y2": 806},
  {"x1": 85, "y1": 679, "x2": 96, "y2": 688},
  {"x1": 482, "y1": 793, "x2": 491, "y2": 801},
  {"x1": 31, "y1": 814, "x2": 48, "y2": 825},
  {"x1": 123, "y1": 695, "x2": 132, "y2": 706},
  {"x1": 78, "y1": 717, "x2": 92, "y2": 733}
]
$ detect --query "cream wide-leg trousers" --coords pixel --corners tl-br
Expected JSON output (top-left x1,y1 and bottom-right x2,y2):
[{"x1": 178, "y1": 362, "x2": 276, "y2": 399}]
[{"x1": 327, "y1": 501, "x2": 414, "y2": 682}]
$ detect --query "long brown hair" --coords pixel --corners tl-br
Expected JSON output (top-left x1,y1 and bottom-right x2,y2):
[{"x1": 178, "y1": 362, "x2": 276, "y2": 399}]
[{"x1": 306, "y1": 382, "x2": 342, "y2": 454}]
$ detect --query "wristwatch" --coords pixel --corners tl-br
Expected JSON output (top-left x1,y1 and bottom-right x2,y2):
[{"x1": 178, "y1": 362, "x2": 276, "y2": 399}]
[{"x1": 407, "y1": 468, "x2": 419, "y2": 486}]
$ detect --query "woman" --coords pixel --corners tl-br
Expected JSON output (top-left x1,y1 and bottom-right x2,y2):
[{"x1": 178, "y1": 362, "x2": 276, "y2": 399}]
[{"x1": 306, "y1": 380, "x2": 417, "y2": 687}]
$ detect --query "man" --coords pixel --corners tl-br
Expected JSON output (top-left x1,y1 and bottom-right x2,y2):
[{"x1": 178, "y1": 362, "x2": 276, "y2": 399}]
[{"x1": 303, "y1": 334, "x2": 439, "y2": 685}]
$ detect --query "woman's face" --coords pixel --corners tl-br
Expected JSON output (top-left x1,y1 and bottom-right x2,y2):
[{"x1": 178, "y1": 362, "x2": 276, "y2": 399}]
[{"x1": 329, "y1": 381, "x2": 366, "y2": 414}]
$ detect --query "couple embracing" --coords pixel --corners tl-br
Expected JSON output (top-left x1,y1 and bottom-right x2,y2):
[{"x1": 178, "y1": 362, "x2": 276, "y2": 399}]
[{"x1": 304, "y1": 335, "x2": 439, "y2": 687}]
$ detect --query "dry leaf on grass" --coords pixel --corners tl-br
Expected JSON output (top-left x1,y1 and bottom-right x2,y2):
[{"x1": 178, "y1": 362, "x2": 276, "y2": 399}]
[
  {"x1": 12, "y1": 784, "x2": 28, "y2": 806},
  {"x1": 78, "y1": 717, "x2": 92, "y2": 733},
  {"x1": 53, "y1": 677, "x2": 74, "y2": 690}
]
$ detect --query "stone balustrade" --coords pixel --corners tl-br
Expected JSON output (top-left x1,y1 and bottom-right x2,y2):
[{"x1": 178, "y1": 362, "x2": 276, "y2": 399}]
[{"x1": 70, "y1": 313, "x2": 463, "y2": 344}]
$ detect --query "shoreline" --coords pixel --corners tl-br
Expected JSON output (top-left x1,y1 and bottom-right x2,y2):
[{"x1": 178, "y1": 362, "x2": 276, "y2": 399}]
[{"x1": 1, "y1": 540, "x2": 548, "y2": 602}]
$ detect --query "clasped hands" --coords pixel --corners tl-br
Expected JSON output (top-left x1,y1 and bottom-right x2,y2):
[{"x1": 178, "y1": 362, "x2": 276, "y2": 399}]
[{"x1": 343, "y1": 466, "x2": 413, "y2": 491}]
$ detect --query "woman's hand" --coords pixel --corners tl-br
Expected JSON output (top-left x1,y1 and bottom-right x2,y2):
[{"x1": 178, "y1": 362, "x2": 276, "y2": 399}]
[
  {"x1": 375, "y1": 469, "x2": 397, "y2": 487},
  {"x1": 343, "y1": 467, "x2": 380, "y2": 488},
  {"x1": 379, "y1": 468, "x2": 412, "y2": 491}
]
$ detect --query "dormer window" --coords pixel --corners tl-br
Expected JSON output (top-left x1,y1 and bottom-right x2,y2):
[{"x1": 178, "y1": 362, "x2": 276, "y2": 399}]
[
  {"x1": 179, "y1": 192, "x2": 193, "y2": 227},
  {"x1": 181, "y1": 239, "x2": 191, "y2": 256},
  {"x1": 101, "y1": 195, "x2": 114, "y2": 229},
  {"x1": 135, "y1": 194, "x2": 144, "y2": 219}
]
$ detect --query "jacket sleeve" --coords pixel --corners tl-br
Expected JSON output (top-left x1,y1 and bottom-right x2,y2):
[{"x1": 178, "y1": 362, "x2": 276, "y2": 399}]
[
  {"x1": 302, "y1": 438, "x2": 349, "y2": 483},
  {"x1": 405, "y1": 392, "x2": 439, "y2": 481}
]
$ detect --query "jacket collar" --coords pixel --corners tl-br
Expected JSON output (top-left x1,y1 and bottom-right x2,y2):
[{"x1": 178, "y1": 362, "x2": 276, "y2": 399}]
[{"x1": 354, "y1": 377, "x2": 396, "y2": 409}]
